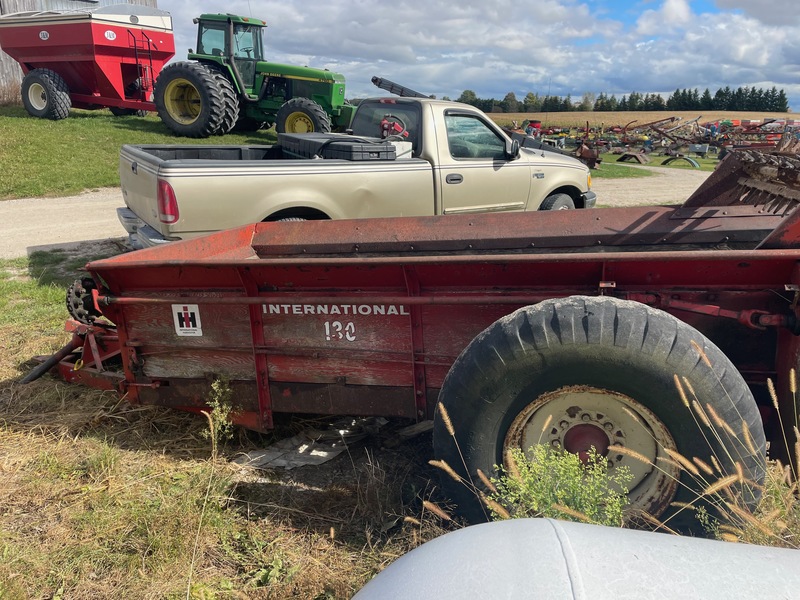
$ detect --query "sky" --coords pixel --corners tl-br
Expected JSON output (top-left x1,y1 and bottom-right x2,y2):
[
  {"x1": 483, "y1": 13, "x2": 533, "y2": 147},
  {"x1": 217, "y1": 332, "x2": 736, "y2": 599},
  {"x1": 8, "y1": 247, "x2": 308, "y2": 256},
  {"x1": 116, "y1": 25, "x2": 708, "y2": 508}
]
[{"x1": 157, "y1": 0, "x2": 800, "y2": 111}]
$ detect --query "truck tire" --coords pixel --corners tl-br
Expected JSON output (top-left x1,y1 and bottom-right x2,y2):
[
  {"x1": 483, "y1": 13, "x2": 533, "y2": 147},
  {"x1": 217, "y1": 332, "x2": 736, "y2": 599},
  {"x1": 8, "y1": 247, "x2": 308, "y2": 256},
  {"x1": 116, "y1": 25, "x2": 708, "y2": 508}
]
[
  {"x1": 207, "y1": 68, "x2": 240, "y2": 135},
  {"x1": 21, "y1": 68, "x2": 71, "y2": 120},
  {"x1": 275, "y1": 97, "x2": 332, "y2": 134},
  {"x1": 539, "y1": 192, "x2": 575, "y2": 210},
  {"x1": 433, "y1": 295, "x2": 766, "y2": 533},
  {"x1": 154, "y1": 62, "x2": 228, "y2": 138}
]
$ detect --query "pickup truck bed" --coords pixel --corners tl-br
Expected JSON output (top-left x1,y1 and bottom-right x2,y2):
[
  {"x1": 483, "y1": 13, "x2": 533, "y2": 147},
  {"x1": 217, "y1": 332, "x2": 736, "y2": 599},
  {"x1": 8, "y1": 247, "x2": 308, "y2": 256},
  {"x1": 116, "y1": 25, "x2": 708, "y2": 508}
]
[{"x1": 118, "y1": 97, "x2": 595, "y2": 248}]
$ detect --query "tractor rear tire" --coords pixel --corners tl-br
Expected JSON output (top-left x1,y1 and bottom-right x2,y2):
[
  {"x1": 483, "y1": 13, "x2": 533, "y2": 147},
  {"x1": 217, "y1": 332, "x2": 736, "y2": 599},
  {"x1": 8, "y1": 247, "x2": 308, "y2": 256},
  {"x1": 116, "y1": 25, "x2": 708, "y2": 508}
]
[
  {"x1": 21, "y1": 68, "x2": 71, "y2": 120},
  {"x1": 433, "y1": 295, "x2": 766, "y2": 533},
  {"x1": 154, "y1": 61, "x2": 229, "y2": 138},
  {"x1": 275, "y1": 97, "x2": 331, "y2": 134},
  {"x1": 207, "y1": 68, "x2": 240, "y2": 135}
]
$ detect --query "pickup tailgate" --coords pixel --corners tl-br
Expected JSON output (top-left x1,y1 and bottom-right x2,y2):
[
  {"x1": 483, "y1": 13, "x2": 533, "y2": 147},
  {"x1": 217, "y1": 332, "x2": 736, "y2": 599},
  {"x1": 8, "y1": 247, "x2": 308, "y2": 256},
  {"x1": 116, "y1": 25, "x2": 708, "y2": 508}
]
[{"x1": 119, "y1": 144, "x2": 166, "y2": 236}]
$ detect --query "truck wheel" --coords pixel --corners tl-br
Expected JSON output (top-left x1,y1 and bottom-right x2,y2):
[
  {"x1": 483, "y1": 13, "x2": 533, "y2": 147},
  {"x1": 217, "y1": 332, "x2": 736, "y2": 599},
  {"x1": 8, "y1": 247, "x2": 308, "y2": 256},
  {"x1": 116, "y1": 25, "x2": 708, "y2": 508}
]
[
  {"x1": 154, "y1": 62, "x2": 228, "y2": 138},
  {"x1": 21, "y1": 68, "x2": 71, "y2": 120},
  {"x1": 275, "y1": 98, "x2": 331, "y2": 134},
  {"x1": 539, "y1": 193, "x2": 575, "y2": 210},
  {"x1": 433, "y1": 295, "x2": 766, "y2": 533}
]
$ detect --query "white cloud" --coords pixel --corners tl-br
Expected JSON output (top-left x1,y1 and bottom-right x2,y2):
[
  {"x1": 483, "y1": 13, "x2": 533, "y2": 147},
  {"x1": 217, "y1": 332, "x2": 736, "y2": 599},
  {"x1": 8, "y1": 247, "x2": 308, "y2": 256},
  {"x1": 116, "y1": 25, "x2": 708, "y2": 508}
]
[{"x1": 157, "y1": 0, "x2": 800, "y2": 110}]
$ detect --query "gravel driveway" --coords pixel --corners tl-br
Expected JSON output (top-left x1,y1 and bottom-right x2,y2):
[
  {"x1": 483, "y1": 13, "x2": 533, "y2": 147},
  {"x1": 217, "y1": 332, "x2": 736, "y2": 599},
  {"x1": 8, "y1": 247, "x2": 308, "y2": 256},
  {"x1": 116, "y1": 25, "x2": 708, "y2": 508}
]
[{"x1": 0, "y1": 166, "x2": 711, "y2": 260}]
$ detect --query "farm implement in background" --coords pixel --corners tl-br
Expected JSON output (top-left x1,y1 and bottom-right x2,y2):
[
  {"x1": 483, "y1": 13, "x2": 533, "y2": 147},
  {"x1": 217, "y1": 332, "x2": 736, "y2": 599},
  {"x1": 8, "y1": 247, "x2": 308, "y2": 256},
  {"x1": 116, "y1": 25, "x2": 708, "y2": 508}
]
[{"x1": 0, "y1": 4, "x2": 174, "y2": 118}]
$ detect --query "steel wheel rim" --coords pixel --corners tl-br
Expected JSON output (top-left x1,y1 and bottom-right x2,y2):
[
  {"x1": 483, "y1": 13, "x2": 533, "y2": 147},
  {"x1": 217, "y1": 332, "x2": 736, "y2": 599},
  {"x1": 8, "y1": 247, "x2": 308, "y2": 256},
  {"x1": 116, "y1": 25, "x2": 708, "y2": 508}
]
[
  {"x1": 503, "y1": 385, "x2": 680, "y2": 519},
  {"x1": 164, "y1": 78, "x2": 200, "y2": 125},
  {"x1": 285, "y1": 111, "x2": 314, "y2": 132},
  {"x1": 27, "y1": 82, "x2": 47, "y2": 111}
]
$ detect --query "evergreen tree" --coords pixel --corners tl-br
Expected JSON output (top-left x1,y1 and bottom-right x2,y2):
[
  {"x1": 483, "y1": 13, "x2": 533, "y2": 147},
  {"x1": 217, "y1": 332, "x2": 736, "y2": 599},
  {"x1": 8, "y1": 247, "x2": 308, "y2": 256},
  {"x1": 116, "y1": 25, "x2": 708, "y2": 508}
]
[
  {"x1": 700, "y1": 88, "x2": 714, "y2": 110},
  {"x1": 501, "y1": 92, "x2": 519, "y2": 113}
]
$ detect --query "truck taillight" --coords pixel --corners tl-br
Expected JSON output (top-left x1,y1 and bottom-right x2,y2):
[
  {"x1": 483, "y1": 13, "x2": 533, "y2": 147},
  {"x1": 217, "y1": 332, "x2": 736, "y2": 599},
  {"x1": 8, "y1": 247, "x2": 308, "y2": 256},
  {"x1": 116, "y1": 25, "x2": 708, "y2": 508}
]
[{"x1": 157, "y1": 180, "x2": 179, "y2": 223}]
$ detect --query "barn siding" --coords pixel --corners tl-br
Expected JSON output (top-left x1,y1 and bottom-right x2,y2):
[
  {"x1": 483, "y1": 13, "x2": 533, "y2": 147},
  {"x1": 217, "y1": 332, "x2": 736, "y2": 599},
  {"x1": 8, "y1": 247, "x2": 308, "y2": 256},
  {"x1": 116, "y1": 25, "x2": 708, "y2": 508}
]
[{"x1": 0, "y1": 0, "x2": 159, "y2": 101}]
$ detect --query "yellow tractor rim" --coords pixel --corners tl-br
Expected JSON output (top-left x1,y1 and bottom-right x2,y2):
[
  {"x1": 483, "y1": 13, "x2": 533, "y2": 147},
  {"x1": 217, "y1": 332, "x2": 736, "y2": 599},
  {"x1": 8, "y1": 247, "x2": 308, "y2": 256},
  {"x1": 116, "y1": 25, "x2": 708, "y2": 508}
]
[
  {"x1": 164, "y1": 78, "x2": 201, "y2": 125},
  {"x1": 284, "y1": 111, "x2": 314, "y2": 133}
]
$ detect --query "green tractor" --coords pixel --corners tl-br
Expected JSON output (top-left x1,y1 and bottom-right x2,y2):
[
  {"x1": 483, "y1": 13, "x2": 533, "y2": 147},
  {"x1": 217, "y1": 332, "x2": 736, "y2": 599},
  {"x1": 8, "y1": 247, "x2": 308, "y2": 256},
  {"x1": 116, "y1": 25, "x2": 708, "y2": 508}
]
[{"x1": 154, "y1": 13, "x2": 355, "y2": 137}]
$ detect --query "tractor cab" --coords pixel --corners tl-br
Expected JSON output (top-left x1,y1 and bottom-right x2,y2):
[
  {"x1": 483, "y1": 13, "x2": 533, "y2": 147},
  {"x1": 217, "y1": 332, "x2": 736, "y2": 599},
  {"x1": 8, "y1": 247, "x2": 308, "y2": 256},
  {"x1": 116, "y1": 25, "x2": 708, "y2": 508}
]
[{"x1": 192, "y1": 14, "x2": 266, "y2": 96}]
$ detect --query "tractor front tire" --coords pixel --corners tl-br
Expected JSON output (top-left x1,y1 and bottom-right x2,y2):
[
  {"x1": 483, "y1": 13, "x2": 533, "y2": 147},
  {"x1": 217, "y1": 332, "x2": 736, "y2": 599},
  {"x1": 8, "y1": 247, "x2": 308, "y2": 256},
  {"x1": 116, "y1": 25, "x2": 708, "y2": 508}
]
[
  {"x1": 21, "y1": 68, "x2": 71, "y2": 120},
  {"x1": 275, "y1": 98, "x2": 331, "y2": 134},
  {"x1": 154, "y1": 62, "x2": 229, "y2": 138}
]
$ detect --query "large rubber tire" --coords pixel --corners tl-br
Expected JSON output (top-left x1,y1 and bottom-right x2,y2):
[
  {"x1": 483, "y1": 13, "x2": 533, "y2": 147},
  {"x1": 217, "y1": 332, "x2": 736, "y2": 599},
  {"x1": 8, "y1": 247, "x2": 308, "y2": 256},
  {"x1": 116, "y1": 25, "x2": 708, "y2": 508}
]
[
  {"x1": 539, "y1": 192, "x2": 575, "y2": 210},
  {"x1": 433, "y1": 295, "x2": 766, "y2": 533},
  {"x1": 275, "y1": 97, "x2": 331, "y2": 134},
  {"x1": 207, "y1": 67, "x2": 240, "y2": 135},
  {"x1": 21, "y1": 68, "x2": 71, "y2": 120},
  {"x1": 153, "y1": 62, "x2": 228, "y2": 138}
]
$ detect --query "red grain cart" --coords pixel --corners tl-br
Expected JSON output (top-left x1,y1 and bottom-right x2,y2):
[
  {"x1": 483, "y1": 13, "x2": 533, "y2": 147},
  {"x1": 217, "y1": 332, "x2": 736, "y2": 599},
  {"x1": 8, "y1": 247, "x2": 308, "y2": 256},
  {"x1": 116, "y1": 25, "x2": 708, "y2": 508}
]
[
  {"x1": 29, "y1": 148, "x2": 800, "y2": 532},
  {"x1": 0, "y1": 4, "x2": 174, "y2": 119}
]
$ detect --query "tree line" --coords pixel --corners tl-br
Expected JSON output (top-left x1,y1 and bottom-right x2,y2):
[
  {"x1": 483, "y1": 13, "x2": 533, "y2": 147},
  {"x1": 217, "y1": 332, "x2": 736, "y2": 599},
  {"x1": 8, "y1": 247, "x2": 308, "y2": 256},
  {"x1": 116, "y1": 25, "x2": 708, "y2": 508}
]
[{"x1": 452, "y1": 85, "x2": 790, "y2": 113}]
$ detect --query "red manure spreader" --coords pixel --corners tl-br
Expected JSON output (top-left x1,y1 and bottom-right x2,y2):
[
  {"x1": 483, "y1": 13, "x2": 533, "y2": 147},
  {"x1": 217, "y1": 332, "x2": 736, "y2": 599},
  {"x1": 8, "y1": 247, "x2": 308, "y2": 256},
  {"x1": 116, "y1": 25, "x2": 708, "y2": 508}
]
[
  {"x1": 27, "y1": 146, "x2": 800, "y2": 531},
  {"x1": 0, "y1": 4, "x2": 174, "y2": 119}
]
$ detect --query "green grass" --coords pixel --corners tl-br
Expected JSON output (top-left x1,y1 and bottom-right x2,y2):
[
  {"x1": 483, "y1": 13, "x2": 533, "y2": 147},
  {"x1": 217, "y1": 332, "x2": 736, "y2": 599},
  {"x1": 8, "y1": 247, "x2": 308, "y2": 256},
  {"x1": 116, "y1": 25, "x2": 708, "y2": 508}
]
[
  {"x1": 0, "y1": 251, "x2": 449, "y2": 599},
  {"x1": 0, "y1": 105, "x2": 724, "y2": 200},
  {"x1": 0, "y1": 107, "x2": 277, "y2": 199}
]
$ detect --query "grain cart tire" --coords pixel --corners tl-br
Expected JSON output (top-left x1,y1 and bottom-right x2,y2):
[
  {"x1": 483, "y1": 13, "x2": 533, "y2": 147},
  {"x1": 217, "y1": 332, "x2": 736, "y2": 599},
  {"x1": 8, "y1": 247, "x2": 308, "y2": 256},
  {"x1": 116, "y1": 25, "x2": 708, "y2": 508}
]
[
  {"x1": 207, "y1": 68, "x2": 240, "y2": 135},
  {"x1": 539, "y1": 192, "x2": 575, "y2": 210},
  {"x1": 433, "y1": 295, "x2": 766, "y2": 533},
  {"x1": 21, "y1": 68, "x2": 71, "y2": 120},
  {"x1": 154, "y1": 62, "x2": 228, "y2": 138},
  {"x1": 275, "y1": 97, "x2": 332, "y2": 134}
]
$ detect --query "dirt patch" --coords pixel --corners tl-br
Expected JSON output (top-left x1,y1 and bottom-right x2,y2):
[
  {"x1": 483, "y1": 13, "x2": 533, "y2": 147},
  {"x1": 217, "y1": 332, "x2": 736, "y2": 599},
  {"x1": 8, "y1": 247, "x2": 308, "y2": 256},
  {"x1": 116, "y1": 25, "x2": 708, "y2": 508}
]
[
  {"x1": 592, "y1": 165, "x2": 710, "y2": 208},
  {"x1": 0, "y1": 170, "x2": 710, "y2": 260}
]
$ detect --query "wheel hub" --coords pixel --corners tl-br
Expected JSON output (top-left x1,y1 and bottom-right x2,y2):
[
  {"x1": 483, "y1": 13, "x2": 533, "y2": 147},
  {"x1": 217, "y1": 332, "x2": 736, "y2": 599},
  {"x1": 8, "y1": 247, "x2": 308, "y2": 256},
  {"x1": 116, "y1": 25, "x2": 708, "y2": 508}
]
[
  {"x1": 563, "y1": 423, "x2": 610, "y2": 462},
  {"x1": 285, "y1": 111, "x2": 314, "y2": 133},
  {"x1": 28, "y1": 82, "x2": 47, "y2": 110},
  {"x1": 503, "y1": 385, "x2": 680, "y2": 519}
]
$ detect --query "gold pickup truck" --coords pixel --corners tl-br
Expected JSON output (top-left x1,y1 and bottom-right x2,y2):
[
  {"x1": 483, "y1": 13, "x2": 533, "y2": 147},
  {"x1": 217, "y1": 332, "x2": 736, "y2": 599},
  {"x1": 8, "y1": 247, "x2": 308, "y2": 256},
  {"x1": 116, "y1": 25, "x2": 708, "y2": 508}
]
[{"x1": 118, "y1": 97, "x2": 596, "y2": 248}]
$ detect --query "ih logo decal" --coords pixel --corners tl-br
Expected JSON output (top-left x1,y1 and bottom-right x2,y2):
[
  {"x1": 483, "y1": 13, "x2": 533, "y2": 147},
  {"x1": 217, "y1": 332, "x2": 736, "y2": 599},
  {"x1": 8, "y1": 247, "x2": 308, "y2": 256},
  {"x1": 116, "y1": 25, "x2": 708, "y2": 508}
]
[{"x1": 172, "y1": 304, "x2": 203, "y2": 336}]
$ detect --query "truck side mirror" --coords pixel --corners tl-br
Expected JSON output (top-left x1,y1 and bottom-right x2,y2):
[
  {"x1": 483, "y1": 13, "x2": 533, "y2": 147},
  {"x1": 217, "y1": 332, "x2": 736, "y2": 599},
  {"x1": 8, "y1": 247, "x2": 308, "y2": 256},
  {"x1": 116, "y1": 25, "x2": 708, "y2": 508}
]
[{"x1": 505, "y1": 139, "x2": 520, "y2": 160}]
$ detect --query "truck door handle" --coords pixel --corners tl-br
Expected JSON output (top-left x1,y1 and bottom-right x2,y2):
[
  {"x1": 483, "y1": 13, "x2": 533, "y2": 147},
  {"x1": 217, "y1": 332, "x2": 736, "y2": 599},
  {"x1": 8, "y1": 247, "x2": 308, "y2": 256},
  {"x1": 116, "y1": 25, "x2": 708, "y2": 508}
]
[
  {"x1": 131, "y1": 161, "x2": 138, "y2": 174},
  {"x1": 446, "y1": 174, "x2": 463, "y2": 184}
]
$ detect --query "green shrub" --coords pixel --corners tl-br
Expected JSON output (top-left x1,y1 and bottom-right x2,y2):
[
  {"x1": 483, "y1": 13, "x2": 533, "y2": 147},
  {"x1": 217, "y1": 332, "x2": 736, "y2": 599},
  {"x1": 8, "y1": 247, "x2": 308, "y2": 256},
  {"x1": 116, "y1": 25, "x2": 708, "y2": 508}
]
[{"x1": 489, "y1": 445, "x2": 633, "y2": 527}]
